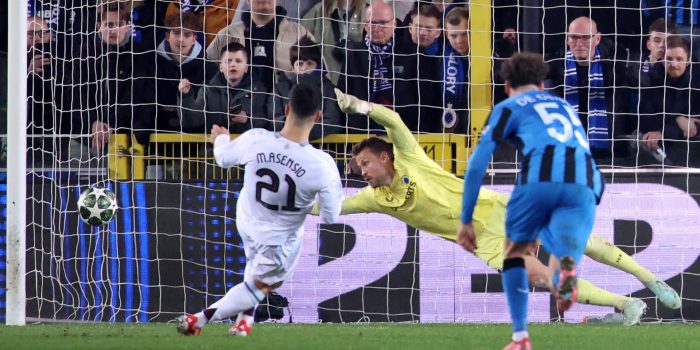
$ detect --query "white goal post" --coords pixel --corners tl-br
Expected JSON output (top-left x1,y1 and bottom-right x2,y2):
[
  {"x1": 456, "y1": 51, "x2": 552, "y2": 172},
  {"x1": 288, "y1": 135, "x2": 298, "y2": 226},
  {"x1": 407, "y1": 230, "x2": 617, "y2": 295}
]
[{"x1": 6, "y1": 0, "x2": 29, "y2": 326}]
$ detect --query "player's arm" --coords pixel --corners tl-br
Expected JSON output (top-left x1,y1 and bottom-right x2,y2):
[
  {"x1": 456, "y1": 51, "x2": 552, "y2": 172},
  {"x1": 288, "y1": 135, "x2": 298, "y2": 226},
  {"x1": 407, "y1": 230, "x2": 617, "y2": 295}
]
[
  {"x1": 212, "y1": 127, "x2": 254, "y2": 168},
  {"x1": 311, "y1": 186, "x2": 377, "y2": 216},
  {"x1": 460, "y1": 107, "x2": 512, "y2": 224},
  {"x1": 457, "y1": 108, "x2": 512, "y2": 252},
  {"x1": 334, "y1": 89, "x2": 417, "y2": 150},
  {"x1": 317, "y1": 160, "x2": 344, "y2": 224}
]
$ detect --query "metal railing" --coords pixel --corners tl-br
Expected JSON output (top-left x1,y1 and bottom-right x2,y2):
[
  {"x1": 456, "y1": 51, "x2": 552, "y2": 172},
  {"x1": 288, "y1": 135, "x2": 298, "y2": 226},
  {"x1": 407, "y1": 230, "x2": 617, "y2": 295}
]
[{"x1": 107, "y1": 133, "x2": 472, "y2": 180}]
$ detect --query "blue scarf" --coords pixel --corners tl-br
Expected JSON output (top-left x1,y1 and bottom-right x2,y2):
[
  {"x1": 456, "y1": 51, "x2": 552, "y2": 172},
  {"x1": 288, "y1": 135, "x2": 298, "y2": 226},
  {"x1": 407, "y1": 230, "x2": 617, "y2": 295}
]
[
  {"x1": 425, "y1": 39, "x2": 440, "y2": 56},
  {"x1": 441, "y1": 43, "x2": 466, "y2": 106},
  {"x1": 564, "y1": 48, "x2": 609, "y2": 150},
  {"x1": 181, "y1": 0, "x2": 213, "y2": 13},
  {"x1": 365, "y1": 35, "x2": 394, "y2": 101}
]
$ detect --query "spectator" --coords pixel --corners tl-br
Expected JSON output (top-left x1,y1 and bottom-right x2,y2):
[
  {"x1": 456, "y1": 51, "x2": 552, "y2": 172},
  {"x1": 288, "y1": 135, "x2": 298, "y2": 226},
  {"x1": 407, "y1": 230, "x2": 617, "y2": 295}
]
[
  {"x1": 27, "y1": 0, "x2": 90, "y2": 59},
  {"x1": 206, "y1": 0, "x2": 312, "y2": 91},
  {"x1": 268, "y1": 37, "x2": 343, "y2": 139},
  {"x1": 427, "y1": 0, "x2": 458, "y2": 13},
  {"x1": 234, "y1": 0, "x2": 318, "y2": 23},
  {"x1": 62, "y1": 2, "x2": 155, "y2": 163},
  {"x1": 547, "y1": 16, "x2": 630, "y2": 161},
  {"x1": 26, "y1": 16, "x2": 61, "y2": 165},
  {"x1": 179, "y1": 42, "x2": 268, "y2": 133},
  {"x1": 627, "y1": 18, "x2": 677, "y2": 88},
  {"x1": 155, "y1": 12, "x2": 217, "y2": 132},
  {"x1": 667, "y1": 0, "x2": 700, "y2": 60},
  {"x1": 407, "y1": 4, "x2": 442, "y2": 52},
  {"x1": 340, "y1": 0, "x2": 418, "y2": 132},
  {"x1": 440, "y1": 6, "x2": 470, "y2": 133},
  {"x1": 493, "y1": 0, "x2": 518, "y2": 48},
  {"x1": 164, "y1": 0, "x2": 238, "y2": 46},
  {"x1": 129, "y1": 0, "x2": 170, "y2": 49},
  {"x1": 639, "y1": 36, "x2": 700, "y2": 164},
  {"x1": 301, "y1": 0, "x2": 366, "y2": 85},
  {"x1": 406, "y1": 4, "x2": 445, "y2": 132}
]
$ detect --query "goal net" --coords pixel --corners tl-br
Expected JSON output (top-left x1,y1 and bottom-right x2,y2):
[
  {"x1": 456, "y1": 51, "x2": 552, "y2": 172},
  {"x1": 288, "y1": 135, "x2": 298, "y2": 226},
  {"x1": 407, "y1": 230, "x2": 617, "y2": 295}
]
[{"x1": 3, "y1": 0, "x2": 699, "y2": 324}]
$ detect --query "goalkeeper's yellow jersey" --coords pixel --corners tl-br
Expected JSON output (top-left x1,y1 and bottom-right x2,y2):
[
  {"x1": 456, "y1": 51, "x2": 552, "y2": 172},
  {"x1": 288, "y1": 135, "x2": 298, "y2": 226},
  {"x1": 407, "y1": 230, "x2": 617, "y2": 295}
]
[{"x1": 332, "y1": 105, "x2": 509, "y2": 268}]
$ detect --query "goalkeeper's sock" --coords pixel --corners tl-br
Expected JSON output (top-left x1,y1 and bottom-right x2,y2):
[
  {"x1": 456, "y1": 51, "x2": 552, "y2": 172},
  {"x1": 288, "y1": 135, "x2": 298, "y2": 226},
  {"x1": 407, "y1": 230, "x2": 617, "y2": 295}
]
[
  {"x1": 577, "y1": 278, "x2": 629, "y2": 310},
  {"x1": 584, "y1": 235, "x2": 656, "y2": 284},
  {"x1": 207, "y1": 281, "x2": 266, "y2": 322},
  {"x1": 502, "y1": 257, "x2": 529, "y2": 334}
]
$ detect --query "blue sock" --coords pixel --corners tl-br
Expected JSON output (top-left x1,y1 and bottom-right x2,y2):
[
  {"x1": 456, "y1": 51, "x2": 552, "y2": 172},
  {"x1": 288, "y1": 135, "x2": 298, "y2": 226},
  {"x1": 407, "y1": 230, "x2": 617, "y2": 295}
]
[{"x1": 502, "y1": 257, "x2": 529, "y2": 333}]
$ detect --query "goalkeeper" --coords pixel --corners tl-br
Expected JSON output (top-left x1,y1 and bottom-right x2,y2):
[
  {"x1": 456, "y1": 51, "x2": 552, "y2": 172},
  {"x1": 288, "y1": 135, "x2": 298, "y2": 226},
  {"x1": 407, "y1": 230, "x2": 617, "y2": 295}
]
[{"x1": 315, "y1": 89, "x2": 681, "y2": 325}]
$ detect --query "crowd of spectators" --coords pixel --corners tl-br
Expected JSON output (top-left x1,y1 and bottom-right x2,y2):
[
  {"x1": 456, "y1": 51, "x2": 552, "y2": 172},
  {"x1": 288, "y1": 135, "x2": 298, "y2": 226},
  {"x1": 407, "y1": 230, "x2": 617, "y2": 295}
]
[{"x1": 14, "y1": 0, "x2": 700, "y2": 168}]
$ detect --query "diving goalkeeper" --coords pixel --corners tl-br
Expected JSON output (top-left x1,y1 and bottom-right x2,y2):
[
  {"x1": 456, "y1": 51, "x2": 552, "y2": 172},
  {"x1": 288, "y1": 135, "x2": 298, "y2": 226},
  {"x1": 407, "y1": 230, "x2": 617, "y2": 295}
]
[{"x1": 315, "y1": 89, "x2": 681, "y2": 325}]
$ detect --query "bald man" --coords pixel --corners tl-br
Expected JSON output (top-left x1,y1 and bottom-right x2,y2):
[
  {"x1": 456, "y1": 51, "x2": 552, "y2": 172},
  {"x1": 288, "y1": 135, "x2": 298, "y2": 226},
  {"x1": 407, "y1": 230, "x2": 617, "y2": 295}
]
[
  {"x1": 546, "y1": 16, "x2": 630, "y2": 163},
  {"x1": 339, "y1": 0, "x2": 420, "y2": 132}
]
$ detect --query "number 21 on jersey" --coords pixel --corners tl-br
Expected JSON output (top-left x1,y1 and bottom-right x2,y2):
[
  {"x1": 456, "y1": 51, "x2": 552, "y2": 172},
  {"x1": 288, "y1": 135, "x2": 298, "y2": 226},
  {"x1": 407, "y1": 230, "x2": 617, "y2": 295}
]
[{"x1": 255, "y1": 168, "x2": 300, "y2": 212}]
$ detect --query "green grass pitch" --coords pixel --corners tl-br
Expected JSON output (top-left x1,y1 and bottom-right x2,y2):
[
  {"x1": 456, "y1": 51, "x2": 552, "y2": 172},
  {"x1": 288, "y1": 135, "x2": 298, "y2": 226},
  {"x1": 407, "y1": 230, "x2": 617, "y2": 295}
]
[{"x1": 2, "y1": 323, "x2": 700, "y2": 350}]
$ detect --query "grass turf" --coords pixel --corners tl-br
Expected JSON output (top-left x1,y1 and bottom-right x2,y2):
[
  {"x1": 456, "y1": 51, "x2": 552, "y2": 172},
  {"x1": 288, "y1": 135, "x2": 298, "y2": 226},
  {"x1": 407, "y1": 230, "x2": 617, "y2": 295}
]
[{"x1": 1, "y1": 322, "x2": 699, "y2": 350}]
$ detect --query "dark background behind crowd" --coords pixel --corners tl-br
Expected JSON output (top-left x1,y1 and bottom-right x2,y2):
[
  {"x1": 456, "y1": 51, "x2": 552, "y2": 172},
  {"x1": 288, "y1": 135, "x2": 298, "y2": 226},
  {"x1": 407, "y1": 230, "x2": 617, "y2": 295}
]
[{"x1": 2, "y1": 0, "x2": 700, "y2": 170}]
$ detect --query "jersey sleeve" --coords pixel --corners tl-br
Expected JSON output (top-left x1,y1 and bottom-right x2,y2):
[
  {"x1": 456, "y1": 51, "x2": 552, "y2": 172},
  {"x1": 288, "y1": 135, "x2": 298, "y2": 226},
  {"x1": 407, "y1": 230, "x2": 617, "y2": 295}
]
[
  {"x1": 461, "y1": 107, "x2": 514, "y2": 223},
  {"x1": 339, "y1": 187, "x2": 378, "y2": 214},
  {"x1": 368, "y1": 104, "x2": 418, "y2": 151},
  {"x1": 213, "y1": 129, "x2": 256, "y2": 168},
  {"x1": 311, "y1": 186, "x2": 377, "y2": 216},
  {"x1": 316, "y1": 158, "x2": 343, "y2": 224}
]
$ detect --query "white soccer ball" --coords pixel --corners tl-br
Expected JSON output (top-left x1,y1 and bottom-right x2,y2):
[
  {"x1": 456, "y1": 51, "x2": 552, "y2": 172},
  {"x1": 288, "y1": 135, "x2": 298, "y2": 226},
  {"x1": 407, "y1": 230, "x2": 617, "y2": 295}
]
[{"x1": 77, "y1": 187, "x2": 118, "y2": 226}]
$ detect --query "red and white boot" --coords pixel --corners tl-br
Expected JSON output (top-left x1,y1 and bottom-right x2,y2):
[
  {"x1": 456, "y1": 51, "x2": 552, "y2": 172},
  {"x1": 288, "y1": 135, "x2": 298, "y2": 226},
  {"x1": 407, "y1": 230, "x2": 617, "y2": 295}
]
[
  {"x1": 556, "y1": 256, "x2": 578, "y2": 312},
  {"x1": 176, "y1": 314, "x2": 202, "y2": 336},
  {"x1": 503, "y1": 338, "x2": 532, "y2": 350},
  {"x1": 229, "y1": 313, "x2": 254, "y2": 336}
]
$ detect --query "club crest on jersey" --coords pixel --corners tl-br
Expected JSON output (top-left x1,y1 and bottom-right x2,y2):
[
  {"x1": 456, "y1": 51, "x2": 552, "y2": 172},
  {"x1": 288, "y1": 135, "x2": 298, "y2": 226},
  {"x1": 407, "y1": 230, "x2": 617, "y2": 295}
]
[{"x1": 401, "y1": 176, "x2": 410, "y2": 185}]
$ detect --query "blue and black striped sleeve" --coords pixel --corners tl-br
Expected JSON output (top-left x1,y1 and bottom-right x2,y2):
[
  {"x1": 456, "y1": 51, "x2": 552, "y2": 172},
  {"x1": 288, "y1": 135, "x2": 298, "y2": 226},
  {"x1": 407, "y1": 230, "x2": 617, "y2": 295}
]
[{"x1": 460, "y1": 106, "x2": 514, "y2": 224}]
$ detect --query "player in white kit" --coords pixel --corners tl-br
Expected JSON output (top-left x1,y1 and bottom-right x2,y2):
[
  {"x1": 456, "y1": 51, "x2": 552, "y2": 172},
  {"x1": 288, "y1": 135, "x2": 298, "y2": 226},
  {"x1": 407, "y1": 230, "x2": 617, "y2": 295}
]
[{"x1": 176, "y1": 84, "x2": 343, "y2": 336}]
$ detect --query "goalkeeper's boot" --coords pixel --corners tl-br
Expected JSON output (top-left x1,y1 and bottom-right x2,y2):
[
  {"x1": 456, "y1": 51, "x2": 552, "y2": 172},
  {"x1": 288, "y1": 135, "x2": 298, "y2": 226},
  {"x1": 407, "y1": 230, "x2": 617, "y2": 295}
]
[
  {"x1": 556, "y1": 256, "x2": 578, "y2": 312},
  {"x1": 645, "y1": 279, "x2": 682, "y2": 309},
  {"x1": 502, "y1": 338, "x2": 532, "y2": 350},
  {"x1": 229, "y1": 319, "x2": 252, "y2": 337},
  {"x1": 176, "y1": 314, "x2": 202, "y2": 336},
  {"x1": 622, "y1": 298, "x2": 647, "y2": 326}
]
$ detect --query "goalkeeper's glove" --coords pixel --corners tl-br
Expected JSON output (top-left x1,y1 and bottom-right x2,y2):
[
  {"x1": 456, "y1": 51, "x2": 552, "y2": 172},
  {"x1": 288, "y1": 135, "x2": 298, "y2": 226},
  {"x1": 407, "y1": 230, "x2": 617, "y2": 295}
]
[{"x1": 334, "y1": 88, "x2": 373, "y2": 115}]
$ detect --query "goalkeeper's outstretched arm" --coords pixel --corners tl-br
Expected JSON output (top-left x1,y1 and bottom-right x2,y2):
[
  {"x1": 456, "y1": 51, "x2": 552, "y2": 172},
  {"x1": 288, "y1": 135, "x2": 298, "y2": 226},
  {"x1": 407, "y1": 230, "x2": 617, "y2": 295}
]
[{"x1": 334, "y1": 89, "x2": 417, "y2": 150}]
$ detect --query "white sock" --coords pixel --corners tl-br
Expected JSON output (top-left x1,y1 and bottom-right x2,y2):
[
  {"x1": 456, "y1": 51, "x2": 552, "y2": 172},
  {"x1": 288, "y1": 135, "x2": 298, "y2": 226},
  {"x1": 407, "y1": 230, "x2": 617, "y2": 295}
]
[
  {"x1": 193, "y1": 311, "x2": 208, "y2": 328},
  {"x1": 512, "y1": 330, "x2": 529, "y2": 341},
  {"x1": 209, "y1": 282, "x2": 265, "y2": 322},
  {"x1": 236, "y1": 310, "x2": 255, "y2": 326}
]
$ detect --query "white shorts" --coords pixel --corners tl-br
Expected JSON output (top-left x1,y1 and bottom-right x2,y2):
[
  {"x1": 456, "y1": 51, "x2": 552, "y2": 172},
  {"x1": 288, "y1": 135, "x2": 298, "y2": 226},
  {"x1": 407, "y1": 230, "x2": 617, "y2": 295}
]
[{"x1": 240, "y1": 231, "x2": 303, "y2": 286}]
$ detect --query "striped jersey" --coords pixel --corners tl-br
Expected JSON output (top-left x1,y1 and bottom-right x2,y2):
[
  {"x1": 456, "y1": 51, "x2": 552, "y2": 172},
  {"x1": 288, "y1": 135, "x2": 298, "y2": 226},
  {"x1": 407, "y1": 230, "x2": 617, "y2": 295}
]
[{"x1": 461, "y1": 90, "x2": 605, "y2": 223}]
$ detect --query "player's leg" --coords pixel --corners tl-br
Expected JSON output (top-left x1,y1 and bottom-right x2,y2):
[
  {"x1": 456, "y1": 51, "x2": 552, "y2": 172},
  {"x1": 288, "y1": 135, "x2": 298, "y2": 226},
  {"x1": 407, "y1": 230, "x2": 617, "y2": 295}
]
[
  {"x1": 584, "y1": 235, "x2": 681, "y2": 309},
  {"x1": 483, "y1": 207, "x2": 645, "y2": 326},
  {"x1": 509, "y1": 251, "x2": 647, "y2": 325},
  {"x1": 176, "y1": 277, "x2": 268, "y2": 336},
  {"x1": 177, "y1": 233, "x2": 302, "y2": 336},
  {"x1": 500, "y1": 185, "x2": 548, "y2": 350},
  {"x1": 176, "y1": 238, "x2": 268, "y2": 336},
  {"x1": 502, "y1": 239, "x2": 535, "y2": 350},
  {"x1": 227, "y1": 235, "x2": 303, "y2": 336},
  {"x1": 539, "y1": 184, "x2": 596, "y2": 313}
]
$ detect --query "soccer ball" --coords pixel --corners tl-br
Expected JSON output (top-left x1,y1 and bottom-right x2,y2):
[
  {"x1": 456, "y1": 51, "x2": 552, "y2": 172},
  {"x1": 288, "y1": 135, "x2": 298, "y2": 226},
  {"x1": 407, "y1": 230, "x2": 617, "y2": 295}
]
[{"x1": 77, "y1": 187, "x2": 118, "y2": 226}]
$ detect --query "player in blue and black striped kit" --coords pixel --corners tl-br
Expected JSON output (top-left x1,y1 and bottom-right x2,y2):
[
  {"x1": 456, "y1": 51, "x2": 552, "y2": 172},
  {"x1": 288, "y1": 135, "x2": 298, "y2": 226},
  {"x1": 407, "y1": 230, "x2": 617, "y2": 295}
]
[{"x1": 457, "y1": 52, "x2": 605, "y2": 350}]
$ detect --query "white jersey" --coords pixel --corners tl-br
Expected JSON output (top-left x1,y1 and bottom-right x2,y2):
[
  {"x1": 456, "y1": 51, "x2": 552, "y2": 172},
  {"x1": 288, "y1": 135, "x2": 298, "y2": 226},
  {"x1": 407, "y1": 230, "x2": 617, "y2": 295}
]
[{"x1": 213, "y1": 129, "x2": 343, "y2": 245}]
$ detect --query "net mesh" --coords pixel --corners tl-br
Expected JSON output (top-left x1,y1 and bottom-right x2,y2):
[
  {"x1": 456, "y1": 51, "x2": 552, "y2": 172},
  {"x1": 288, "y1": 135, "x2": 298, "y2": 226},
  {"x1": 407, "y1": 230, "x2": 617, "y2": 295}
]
[{"x1": 8, "y1": 0, "x2": 699, "y2": 323}]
